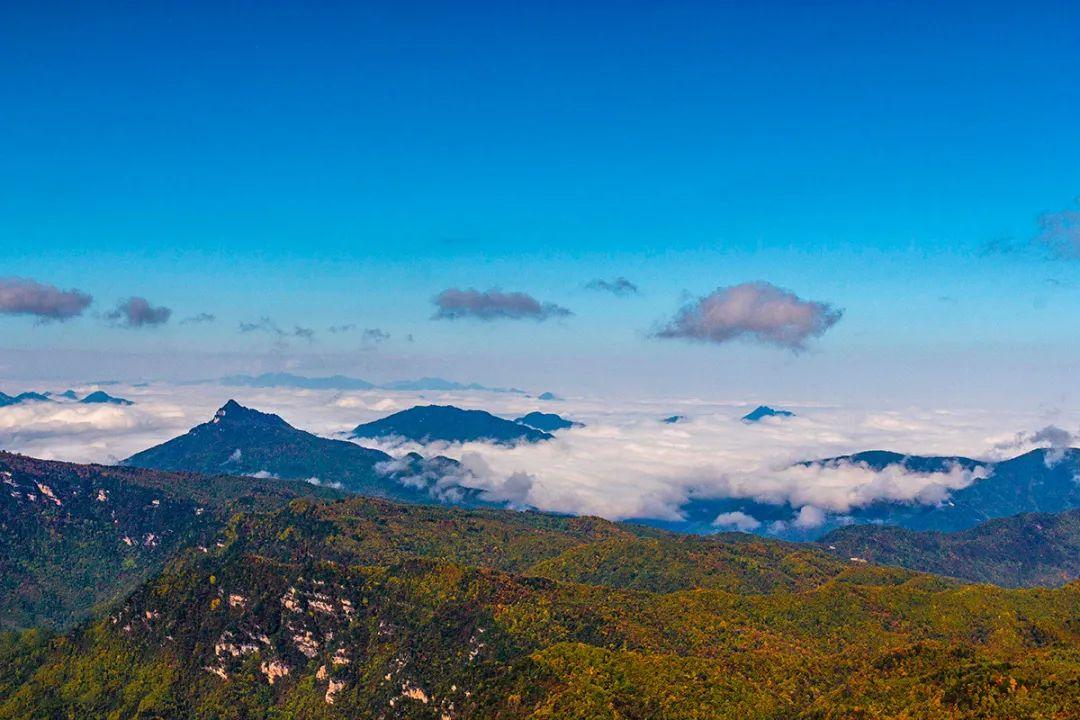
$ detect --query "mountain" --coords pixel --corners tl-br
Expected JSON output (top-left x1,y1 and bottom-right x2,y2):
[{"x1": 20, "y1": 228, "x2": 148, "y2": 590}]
[
  {"x1": 654, "y1": 448, "x2": 1080, "y2": 540},
  {"x1": 537, "y1": 391, "x2": 560, "y2": 400},
  {"x1": 818, "y1": 508, "x2": 1080, "y2": 587},
  {"x1": 0, "y1": 452, "x2": 340, "y2": 631},
  {"x1": 49, "y1": 390, "x2": 79, "y2": 400},
  {"x1": 514, "y1": 411, "x2": 582, "y2": 432},
  {"x1": 123, "y1": 400, "x2": 486, "y2": 505},
  {"x1": 219, "y1": 373, "x2": 526, "y2": 393},
  {"x1": 839, "y1": 448, "x2": 1080, "y2": 532},
  {"x1": 221, "y1": 372, "x2": 376, "y2": 390},
  {"x1": 351, "y1": 404, "x2": 553, "y2": 445},
  {"x1": 742, "y1": 405, "x2": 794, "y2": 422},
  {"x1": 2, "y1": 478, "x2": 1079, "y2": 718},
  {"x1": 79, "y1": 390, "x2": 133, "y2": 405},
  {"x1": 0, "y1": 392, "x2": 52, "y2": 407},
  {"x1": 661, "y1": 414, "x2": 688, "y2": 424}
]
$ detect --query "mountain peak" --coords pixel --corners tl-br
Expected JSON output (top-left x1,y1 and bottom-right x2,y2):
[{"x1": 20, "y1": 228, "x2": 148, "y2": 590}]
[
  {"x1": 742, "y1": 405, "x2": 795, "y2": 422},
  {"x1": 351, "y1": 404, "x2": 553, "y2": 445},
  {"x1": 211, "y1": 400, "x2": 286, "y2": 428}
]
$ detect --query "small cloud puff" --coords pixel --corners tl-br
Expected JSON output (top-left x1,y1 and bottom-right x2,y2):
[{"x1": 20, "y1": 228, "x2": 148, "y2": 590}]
[
  {"x1": 711, "y1": 511, "x2": 761, "y2": 532},
  {"x1": 107, "y1": 297, "x2": 172, "y2": 328}
]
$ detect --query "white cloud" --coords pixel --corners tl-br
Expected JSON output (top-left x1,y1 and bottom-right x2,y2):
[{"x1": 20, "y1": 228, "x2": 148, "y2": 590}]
[
  {"x1": 0, "y1": 380, "x2": 1062, "y2": 524},
  {"x1": 792, "y1": 505, "x2": 826, "y2": 529},
  {"x1": 711, "y1": 511, "x2": 761, "y2": 531}
]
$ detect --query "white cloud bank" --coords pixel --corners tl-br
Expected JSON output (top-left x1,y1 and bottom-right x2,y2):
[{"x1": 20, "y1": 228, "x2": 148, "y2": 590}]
[{"x1": 0, "y1": 381, "x2": 1067, "y2": 524}]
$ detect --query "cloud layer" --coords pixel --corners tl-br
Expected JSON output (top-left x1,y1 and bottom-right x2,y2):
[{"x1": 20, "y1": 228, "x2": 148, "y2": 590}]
[
  {"x1": 655, "y1": 281, "x2": 842, "y2": 350},
  {"x1": 108, "y1": 297, "x2": 172, "y2": 327},
  {"x1": 0, "y1": 381, "x2": 1067, "y2": 531},
  {"x1": 432, "y1": 288, "x2": 572, "y2": 321},
  {"x1": 0, "y1": 277, "x2": 92, "y2": 321}
]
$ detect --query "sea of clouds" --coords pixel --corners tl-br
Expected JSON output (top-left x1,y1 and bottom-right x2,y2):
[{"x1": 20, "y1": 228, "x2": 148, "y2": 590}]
[{"x1": 0, "y1": 381, "x2": 1071, "y2": 524}]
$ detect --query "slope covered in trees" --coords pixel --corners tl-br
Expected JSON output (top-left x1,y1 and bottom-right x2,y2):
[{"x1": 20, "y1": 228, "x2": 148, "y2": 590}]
[
  {"x1": 819, "y1": 508, "x2": 1080, "y2": 587},
  {"x1": 2, "y1": 484, "x2": 1080, "y2": 718}
]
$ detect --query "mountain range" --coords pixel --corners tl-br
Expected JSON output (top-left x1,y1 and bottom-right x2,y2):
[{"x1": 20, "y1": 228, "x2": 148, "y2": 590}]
[
  {"x1": 2, "y1": 449, "x2": 1078, "y2": 717},
  {"x1": 0, "y1": 392, "x2": 51, "y2": 407},
  {"x1": 220, "y1": 373, "x2": 527, "y2": 394},
  {"x1": 123, "y1": 400, "x2": 487, "y2": 505},
  {"x1": 650, "y1": 448, "x2": 1080, "y2": 540},
  {"x1": 350, "y1": 404, "x2": 553, "y2": 445},
  {"x1": 0, "y1": 390, "x2": 134, "y2": 406}
]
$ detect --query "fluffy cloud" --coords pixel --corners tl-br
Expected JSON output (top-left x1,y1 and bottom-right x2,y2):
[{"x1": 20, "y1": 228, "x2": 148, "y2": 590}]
[
  {"x1": 711, "y1": 511, "x2": 761, "y2": 531},
  {"x1": 994, "y1": 424, "x2": 1077, "y2": 467},
  {"x1": 1034, "y1": 206, "x2": 1080, "y2": 259},
  {"x1": 107, "y1": 297, "x2": 172, "y2": 327},
  {"x1": 0, "y1": 277, "x2": 92, "y2": 321},
  {"x1": 432, "y1": 288, "x2": 572, "y2": 321},
  {"x1": 655, "y1": 282, "x2": 842, "y2": 350},
  {"x1": 585, "y1": 277, "x2": 639, "y2": 296},
  {"x1": 328, "y1": 323, "x2": 357, "y2": 334},
  {"x1": 791, "y1": 505, "x2": 827, "y2": 529}
]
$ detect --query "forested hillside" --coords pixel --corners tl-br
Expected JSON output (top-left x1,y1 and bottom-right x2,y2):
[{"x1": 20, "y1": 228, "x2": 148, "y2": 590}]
[{"x1": 3, "y1": 485, "x2": 1079, "y2": 719}]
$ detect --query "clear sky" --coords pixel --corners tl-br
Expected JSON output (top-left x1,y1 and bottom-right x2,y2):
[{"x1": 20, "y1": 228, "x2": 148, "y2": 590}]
[{"x1": 2, "y1": 1, "x2": 1079, "y2": 406}]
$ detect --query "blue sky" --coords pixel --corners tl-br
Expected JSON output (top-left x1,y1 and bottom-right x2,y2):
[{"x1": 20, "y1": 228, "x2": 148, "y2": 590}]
[{"x1": 2, "y1": 1, "x2": 1079, "y2": 404}]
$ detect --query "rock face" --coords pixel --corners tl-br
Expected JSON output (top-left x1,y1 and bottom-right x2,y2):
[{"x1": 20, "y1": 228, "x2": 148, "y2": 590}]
[
  {"x1": 123, "y1": 400, "x2": 486, "y2": 505},
  {"x1": 350, "y1": 405, "x2": 553, "y2": 445}
]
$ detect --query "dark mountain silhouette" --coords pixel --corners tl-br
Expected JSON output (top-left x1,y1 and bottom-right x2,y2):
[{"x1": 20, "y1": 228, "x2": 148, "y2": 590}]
[
  {"x1": 123, "y1": 401, "x2": 485, "y2": 505},
  {"x1": 742, "y1": 405, "x2": 795, "y2": 422},
  {"x1": 80, "y1": 391, "x2": 134, "y2": 405},
  {"x1": 514, "y1": 411, "x2": 582, "y2": 432},
  {"x1": 0, "y1": 392, "x2": 52, "y2": 407},
  {"x1": 350, "y1": 405, "x2": 553, "y2": 445}
]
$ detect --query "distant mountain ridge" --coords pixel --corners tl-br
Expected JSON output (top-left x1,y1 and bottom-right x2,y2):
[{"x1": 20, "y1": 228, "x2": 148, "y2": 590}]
[
  {"x1": 351, "y1": 404, "x2": 553, "y2": 445},
  {"x1": 0, "y1": 392, "x2": 52, "y2": 407},
  {"x1": 123, "y1": 400, "x2": 486, "y2": 505},
  {"x1": 1, "y1": 390, "x2": 135, "y2": 406},
  {"x1": 647, "y1": 447, "x2": 1080, "y2": 540},
  {"x1": 220, "y1": 372, "x2": 526, "y2": 393}
]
